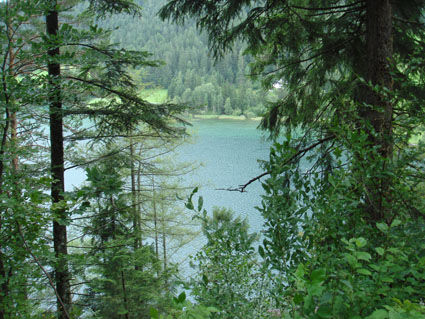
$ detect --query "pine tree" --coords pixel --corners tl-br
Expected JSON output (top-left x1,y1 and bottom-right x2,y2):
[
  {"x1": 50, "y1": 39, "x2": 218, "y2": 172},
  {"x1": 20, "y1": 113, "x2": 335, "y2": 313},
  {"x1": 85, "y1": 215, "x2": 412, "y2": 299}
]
[
  {"x1": 159, "y1": 0, "x2": 425, "y2": 226},
  {"x1": 79, "y1": 158, "x2": 164, "y2": 319},
  {"x1": 0, "y1": 1, "x2": 51, "y2": 317},
  {"x1": 159, "y1": 1, "x2": 425, "y2": 314},
  {"x1": 72, "y1": 128, "x2": 198, "y2": 317},
  {"x1": 15, "y1": 0, "x2": 188, "y2": 317}
]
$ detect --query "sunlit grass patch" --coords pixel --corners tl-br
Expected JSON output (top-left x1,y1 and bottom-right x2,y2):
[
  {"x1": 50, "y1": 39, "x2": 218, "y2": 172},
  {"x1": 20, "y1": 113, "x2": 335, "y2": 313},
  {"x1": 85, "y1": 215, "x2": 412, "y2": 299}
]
[{"x1": 139, "y1": 88, "x2": 168, "y2": 104}]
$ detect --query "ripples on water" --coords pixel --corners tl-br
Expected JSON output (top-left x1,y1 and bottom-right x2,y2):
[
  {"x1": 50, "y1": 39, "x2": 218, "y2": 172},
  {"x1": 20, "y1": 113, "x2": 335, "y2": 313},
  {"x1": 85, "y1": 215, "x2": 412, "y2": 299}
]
[
  {"x1": 65, "y1": 119, "x2": 271, "y2": 274},
  {"x1": 176, "y1": 119, "x2": 270, "y2": 272}
]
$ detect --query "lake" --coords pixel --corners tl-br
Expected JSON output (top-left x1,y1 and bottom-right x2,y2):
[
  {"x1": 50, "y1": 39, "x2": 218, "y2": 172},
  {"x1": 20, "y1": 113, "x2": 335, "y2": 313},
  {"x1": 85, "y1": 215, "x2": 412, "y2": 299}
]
[
  {"x1": 175, "y1": 119, "x2": 270, "y2": 270},
  {"x1": 179, "y1": 119, "x2": 269, "y2": 228},
  {"x1": 65, "y1": 119, "x2": 270, "y2": 271}
]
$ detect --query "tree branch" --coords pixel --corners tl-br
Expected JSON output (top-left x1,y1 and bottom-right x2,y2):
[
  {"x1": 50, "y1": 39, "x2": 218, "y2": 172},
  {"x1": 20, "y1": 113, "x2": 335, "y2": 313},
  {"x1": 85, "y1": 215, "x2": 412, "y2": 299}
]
[
  {"x1": 16, "y1": 222, "x2": 71, "y2": 319},
  {"x1": 223, "y1": 135, "x2": 335, "y2": 192}
]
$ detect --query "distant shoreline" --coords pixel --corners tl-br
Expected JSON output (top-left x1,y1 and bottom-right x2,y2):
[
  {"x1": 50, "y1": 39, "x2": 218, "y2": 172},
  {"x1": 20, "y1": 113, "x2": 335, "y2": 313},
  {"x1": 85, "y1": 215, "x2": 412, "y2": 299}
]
[{"x1": 189, "y1": 114, "x2": 262, "y2": 121}]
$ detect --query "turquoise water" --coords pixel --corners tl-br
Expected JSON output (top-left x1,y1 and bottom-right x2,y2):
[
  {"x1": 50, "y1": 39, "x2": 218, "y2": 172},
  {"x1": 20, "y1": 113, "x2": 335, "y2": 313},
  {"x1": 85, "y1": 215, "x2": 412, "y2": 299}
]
[
  {"x1": 175, "y1": 119, "x2": 270, "y2": 271},
  {"x1": 65, "y1": 119, "x2": 271, "y2": 271},
  {"x1": 179, "y1": 119, "x2": 269, "y2": 231}
]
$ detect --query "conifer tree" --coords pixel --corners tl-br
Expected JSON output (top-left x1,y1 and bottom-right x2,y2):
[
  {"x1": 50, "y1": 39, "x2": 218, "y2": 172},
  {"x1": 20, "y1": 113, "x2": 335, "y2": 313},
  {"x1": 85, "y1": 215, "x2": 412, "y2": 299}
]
[
  {"x1": 160, "y1": 1, "x2": 425, "y2": 314},
  {"x1": 0, "y1": 1, "x2": 51, "y2": 317},
  {"x1": 159, "y1": 0, "x2": 425, "y2": 228},
  {"x1": 71, "y1": 129, "x2": 198, "y2": 317},
  {"x1": 42, "y1": 0, "x2": 186, "y2": 317},
  {"x1": 78, "y1": 158, "x2": 164, "y2": 319}
]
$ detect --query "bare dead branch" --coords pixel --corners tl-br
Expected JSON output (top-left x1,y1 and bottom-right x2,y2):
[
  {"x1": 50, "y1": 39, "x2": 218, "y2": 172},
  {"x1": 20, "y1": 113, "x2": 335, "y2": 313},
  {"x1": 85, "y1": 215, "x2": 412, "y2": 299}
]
[{"x1": 222, "y1": 135, "x2": 335, "y2": 192}]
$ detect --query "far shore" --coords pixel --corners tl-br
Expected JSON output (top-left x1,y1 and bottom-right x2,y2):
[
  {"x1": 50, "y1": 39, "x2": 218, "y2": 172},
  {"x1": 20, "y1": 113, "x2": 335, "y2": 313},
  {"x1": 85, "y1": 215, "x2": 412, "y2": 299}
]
[{"x1": 188, "y1": 114, "x2": 262, "y2": 121}]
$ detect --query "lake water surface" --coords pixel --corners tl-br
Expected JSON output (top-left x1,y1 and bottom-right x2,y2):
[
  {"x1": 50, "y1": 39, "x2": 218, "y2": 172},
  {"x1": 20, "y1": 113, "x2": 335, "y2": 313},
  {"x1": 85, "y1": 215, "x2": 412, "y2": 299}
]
[
  {"x1": 175, "y1": 119, "x2": 270, "y2": 270},
  {"x1": 179, "y1": 119, "x2": 269, "y2": 230},
  {"x1": 65, "y1": 119, "x2": 270, "y2": 270}
]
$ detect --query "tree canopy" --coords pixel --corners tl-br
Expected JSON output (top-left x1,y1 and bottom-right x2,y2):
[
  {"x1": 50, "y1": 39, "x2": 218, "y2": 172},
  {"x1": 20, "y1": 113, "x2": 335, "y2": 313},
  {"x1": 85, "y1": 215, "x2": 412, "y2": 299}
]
[
  {"x1": 160, "y1": 0, "x2": 425, "y2": 219},
  {"x1": 160, "y1": 0, "x2": 425, "y2": 317}
]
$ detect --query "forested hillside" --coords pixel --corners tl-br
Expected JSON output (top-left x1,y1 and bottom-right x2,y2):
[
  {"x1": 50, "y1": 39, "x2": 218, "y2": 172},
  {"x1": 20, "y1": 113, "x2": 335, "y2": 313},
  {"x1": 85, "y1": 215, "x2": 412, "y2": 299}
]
[{"x1": 102, "y1": 0, "x2": 268, "y2": 117}]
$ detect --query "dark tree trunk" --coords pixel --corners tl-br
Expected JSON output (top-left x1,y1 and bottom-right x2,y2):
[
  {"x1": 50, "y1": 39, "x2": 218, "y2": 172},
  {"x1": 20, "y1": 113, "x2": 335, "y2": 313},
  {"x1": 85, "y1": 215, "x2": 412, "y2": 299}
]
[
  {"x1": 46, "y1": 2, "x2": 71, "y2": 318},
  {"x1": 152, "y1": 178, "x2": 159, "y2": 260},
  {"x1": 120, "y1": 271, "x2": 130, "y2": 319},
  {"x1": 360, "y1": 0, "x2": 393, "y2": 222},
  {"x1": 129, "y1": 138, "x2": 141, "y2": 251}
]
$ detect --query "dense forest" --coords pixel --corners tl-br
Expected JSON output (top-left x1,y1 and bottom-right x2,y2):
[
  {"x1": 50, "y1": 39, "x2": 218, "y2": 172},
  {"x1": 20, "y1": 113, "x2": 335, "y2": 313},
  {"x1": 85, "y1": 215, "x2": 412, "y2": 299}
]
[
  {"x1": 1, "y1": 0, "x2": 425, "y2": 319},
  {"x1": 102, "y1": 0, "x2": 269, "y2": 117}
]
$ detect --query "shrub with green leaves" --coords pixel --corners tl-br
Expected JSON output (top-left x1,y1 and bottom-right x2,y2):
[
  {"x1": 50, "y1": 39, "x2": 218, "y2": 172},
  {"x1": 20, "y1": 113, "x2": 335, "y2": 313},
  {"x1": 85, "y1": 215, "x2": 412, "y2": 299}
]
[
  {"x1": 279, "y1": 222, "x2": 425, "y2": 318},
  {"x1": 150, "y1": 292, "x2": 218, "y2": 319},
  {"x1": 185, "y1": 190, "x2": 275, "y2": 318}
]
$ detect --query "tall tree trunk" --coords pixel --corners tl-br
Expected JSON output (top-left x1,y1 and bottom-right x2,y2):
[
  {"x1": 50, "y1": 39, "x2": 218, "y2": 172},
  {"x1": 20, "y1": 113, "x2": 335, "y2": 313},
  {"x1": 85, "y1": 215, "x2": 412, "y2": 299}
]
[
  {"x1": 136, "y1": 159, "x2": 143, "y2": 247},
  {"x1": 46, "y1": 2, "x2": 71, "y2": 318},
  {"x1": 129, "y1": 138, "x2": 141, "y2": 251},
  {"x1": 361, "y1": 0, "x2": 393, "y2": 222},
  {"x1": 152, "y1": 178, "x2": 159, "y2": 260},
  {"x1": 162, "y1": 219, "x2": 167, "y2": 271},
  {"x1": 120, "y1": 271, "x2": 130, "y2": 319},
  {"x1": 161, "y1": 213, "x2": 168, "y2": 288}
]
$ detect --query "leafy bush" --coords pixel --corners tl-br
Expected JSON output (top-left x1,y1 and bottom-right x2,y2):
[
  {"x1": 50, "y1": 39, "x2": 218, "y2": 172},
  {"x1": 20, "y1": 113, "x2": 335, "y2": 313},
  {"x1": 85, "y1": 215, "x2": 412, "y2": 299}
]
[
  {"x1": 184, "y1": 190, "x2": 276, "y2": 318},
  {"x1": 150, "y1": 292, "x2": 218, "y2": 319},
  {"x1": 279, "y1": 223, "x2": 425, "y2": 318}
]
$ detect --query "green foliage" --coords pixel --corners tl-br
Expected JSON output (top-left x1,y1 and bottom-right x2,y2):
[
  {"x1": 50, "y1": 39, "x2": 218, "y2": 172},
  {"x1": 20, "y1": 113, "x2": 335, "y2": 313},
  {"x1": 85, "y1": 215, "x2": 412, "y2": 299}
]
[
  {"x1": 1, "y1": 0, "x2": 190, "y2": 317},
  {"x1": 256, "y1": 132, "x2": 425, "y2": 317},
  {"x1": 0, "y1": 175, "x2": 51, "y2": 318},
  {"x1": 280, "y1": 231, "x2": 425, "y2": 318},
  {"x1": 184, "y1": 190, "x2": 274, "y2": 318},
  {"x1": 150, "y1": 292, "x2": 219, "y2": 319},
  {"x1": 0, "y1": 1, "x2": 60, "y2": 317},
  {"x1": 160, "y1": 2, "x2": 425, "y2": 319},
  {"x1": 366, "y1": 300, "x2": 425, "y2": 319},
  {"x1": 100, "y1": 0, "x2": 267, "y2": 116},
  {"x1": 4, "y1": 0, "x2": 425, "y2": 318},
  {"x1": 190, "y1": 210, "x2": 264, "y2": 318},
  {"x1": 78, "y1": 157, "x2": 167, "y2": 319},
  {"x1": 69, "y1": 128, "x2": 198, "y2": 318},
  {"x1": 160, "y1": 0, "x2": 425, "y2": 133}
]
